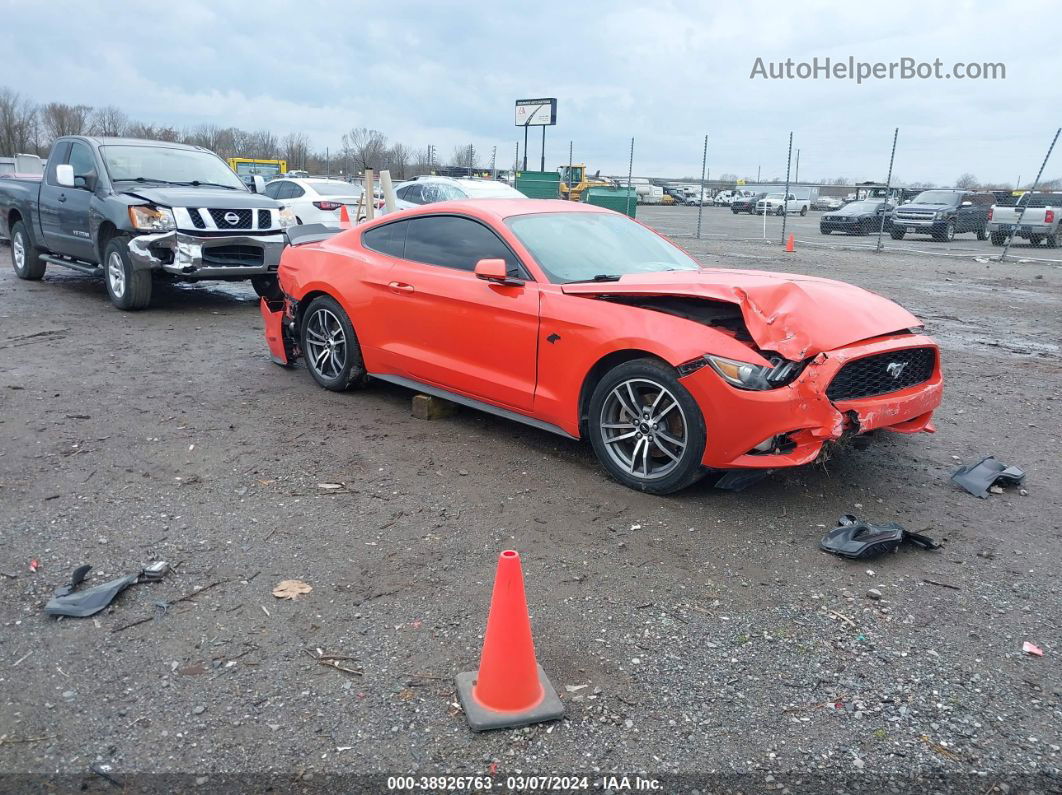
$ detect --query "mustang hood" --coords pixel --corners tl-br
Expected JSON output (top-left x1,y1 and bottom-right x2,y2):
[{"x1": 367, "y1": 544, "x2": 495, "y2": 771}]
[{"x1": 561, "y1": 269, "x2": 921, "y2": 360}]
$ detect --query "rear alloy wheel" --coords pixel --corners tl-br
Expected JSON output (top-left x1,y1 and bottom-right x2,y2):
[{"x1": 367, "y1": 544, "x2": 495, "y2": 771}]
[
  {"x1": 300, "y1": 295, "x2": 368, "y2": 391},
  {"x1": 588, "y1": 359, "x2": 706, "y2": 494},
  {"x1": 10, "y1": 221, "x2": 46, "y2": 280}
]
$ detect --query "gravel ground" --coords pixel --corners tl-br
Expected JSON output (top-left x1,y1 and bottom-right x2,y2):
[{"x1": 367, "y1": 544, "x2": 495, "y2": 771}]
[{"x1": 0, "y1": 207, "x2": 1059, "y2": 793}]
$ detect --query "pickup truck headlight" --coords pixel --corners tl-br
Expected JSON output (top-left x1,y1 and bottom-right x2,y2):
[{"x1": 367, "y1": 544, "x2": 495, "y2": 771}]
[
  {"x1": 277, "y1": 207, "x2": 296, "y2": 228},
  {"x1": 128, "y1": 205, "x2": 176, "y2": 232}
]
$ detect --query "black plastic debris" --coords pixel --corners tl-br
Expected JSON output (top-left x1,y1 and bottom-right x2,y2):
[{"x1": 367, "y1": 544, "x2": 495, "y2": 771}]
[
  {"x1": 44, "y1": 561, "x2": 169, "y2": 618},
  {"x1": 951, "y1": 456, "x2": 1026, "y2": 499},
  {"x1": 714, "y1": 469, "x2": 772, "y2": 492},
  {"x1": 820, "y1": 515, "x2": 941, "y2": 560}
]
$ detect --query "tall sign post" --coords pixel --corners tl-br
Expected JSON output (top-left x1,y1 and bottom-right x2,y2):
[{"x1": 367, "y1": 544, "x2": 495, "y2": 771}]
[{"x1": 515, "y1": 98, "x2": 557, "y2": 172}]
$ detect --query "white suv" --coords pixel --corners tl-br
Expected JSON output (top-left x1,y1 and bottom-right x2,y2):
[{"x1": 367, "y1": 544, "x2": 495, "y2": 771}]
[{"x1": 388, "y1": 175, "x2": 526, "y2": 214}]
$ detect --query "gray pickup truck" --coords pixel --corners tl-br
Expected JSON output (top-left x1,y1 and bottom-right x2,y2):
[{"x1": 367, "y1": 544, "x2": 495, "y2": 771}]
[
  {"x1": 0, "y1": 136, "x2": 294, "y2": 309},
  {"x1": 987, "y1": 192, "x2": 1060, "y2": 247}
]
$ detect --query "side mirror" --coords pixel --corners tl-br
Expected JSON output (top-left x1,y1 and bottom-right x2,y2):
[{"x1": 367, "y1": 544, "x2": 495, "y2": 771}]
[
  {"x1": 961, "y1": 200, "x2": 972, "y2": 207},
  {"x1": 75, "y1": 173, "x2": 96, "y2": 191},
  {"x1": 55, "y1": 164, "x2": 74, "y2": 188},
  {"x1": 474, "y1": 258, "x2": 509, "y2": 282},
  {"x1": 251, "y1": 175, "x2": 266, "y2": 193}
]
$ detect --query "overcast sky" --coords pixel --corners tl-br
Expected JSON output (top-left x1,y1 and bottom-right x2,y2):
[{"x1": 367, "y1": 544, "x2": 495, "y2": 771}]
[{"x1": 2, "y1": 0, "x2": 1058, "y2": 185}]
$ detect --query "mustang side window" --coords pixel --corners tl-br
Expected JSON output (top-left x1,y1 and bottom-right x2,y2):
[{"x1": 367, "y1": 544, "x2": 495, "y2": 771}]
[{"x1": 402, "y1": 215, "x2": 520, "y2": 274}]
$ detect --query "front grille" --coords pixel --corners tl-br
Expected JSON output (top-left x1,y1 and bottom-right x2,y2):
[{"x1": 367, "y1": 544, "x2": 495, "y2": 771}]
[
  {"x1": 895, "y1": 210, "x2": 934, "y2": 220},
  {"x1": 189, "y1": 210, "x2": 206, "y2": 229},
  {"x1": 257, "y1": 209, "x2": 271, "y2": 229},
  {"x1": 201, "y1": 245, "x2": 263, "y2": 268},
  {"x1": 207, "y1": 208, "x2": 253, "y2": 229},
  {"x1": 826, "y1": 347, "x2": 936, "y2": 401}
]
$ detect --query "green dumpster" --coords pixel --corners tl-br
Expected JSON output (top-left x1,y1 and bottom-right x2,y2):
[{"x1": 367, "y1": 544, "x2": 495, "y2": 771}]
[
  {"x1": 582, "y1": 186, "x2": 637, "y2": 218},
  {"x1": 515, "y1": 171, "x2": 561, "y2": 199}
]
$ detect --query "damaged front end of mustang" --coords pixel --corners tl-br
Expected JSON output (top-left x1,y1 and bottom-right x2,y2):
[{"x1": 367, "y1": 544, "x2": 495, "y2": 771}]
[{"x1": 565, "y1": 270, "x2": 944, "y2": 470}]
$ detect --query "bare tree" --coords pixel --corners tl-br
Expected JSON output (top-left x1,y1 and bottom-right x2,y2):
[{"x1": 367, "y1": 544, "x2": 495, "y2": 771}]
[
  {"x1": 342, "y1": 127, "x2": 388, "y2": 171},
  {"x1": 282, "y1": 131, "x2": 310, "y2": 170},
  {"x1": 41, "y1": 102, "x2": 93, "y2": 141},
  {"x1": 954, "y1": 173, "x2": 979, "y2": 189},
  {"x1": 451, "y1": 144, "x2": 479, "y2": 171},
  {"x1": 0, "y1": 87, "x2": 39, "y2": 155},
  {"x1": 89, "y1": 105, "x2": 128, "y2": 137},
  {"x1": 244, "y1": 129, "x2": 279, "y2": 159},
  {"x1": 387, "y1": 142, "x2": 413, "y2": 179}
]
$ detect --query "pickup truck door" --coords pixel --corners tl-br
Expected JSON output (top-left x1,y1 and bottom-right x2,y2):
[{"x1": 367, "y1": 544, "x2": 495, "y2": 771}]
[
  {"x1": 52, "y1": 141, "x2": 99, "y2": 262},
  {"x1": 37, "y1": 142, "x2": 70, "y2": 251}
]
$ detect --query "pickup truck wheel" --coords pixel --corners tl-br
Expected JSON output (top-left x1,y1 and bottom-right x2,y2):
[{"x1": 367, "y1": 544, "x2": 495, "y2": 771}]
[
  {"x1": 990, "y1": 232, "x2": 1006, "y2": 246},
  {"x1": 300, "y1": 295, "x2": 368, "y2": 392},
  {"x1": 588, "y1": 358, "x2": 707, "y2": 495},
  {"x1": 1028, "y1": 235, "x2": 1043, "y2": 247},
  {"x1": 10, "y1": 221, "x2": 46, "y2": 280},
  {"x1": 933, "y1": 221, "x2": 955, "y2": 242},
  {"x1": 1046, "y1": 233, "x2": 1059, "y2": 248},
  {"x1": 775, "y1": 206, "x2": 784, "y2": 216},
  {"x1": 976, "y1": 226, "x2": 988, "y2": 241},
  {"x1": 799, "y1": 206, "x2": 808, "y2": 217},
  {"x1": 104, "y1": 236, "x2": 152, "y2": 310},
  {"x1": 890, "y1": 229, "x2": 906, "y2": 240}
]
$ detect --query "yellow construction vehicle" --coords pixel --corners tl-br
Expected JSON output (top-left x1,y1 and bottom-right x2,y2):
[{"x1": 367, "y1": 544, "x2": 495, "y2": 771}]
[{"x1": 558, "y1": 164, "x2": 614, "y2": 202}]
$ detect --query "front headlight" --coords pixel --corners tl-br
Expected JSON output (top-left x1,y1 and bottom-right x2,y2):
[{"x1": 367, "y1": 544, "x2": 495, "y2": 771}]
[
  {"x1": 706, "y1": 355, "x2": 773, "y2": 390},
  {"x1": 277, "y1": 207, "x2": 296, "y2": 228},
  {"x1": 128, "y1": 205, "x2": 176, "y2": 232}
]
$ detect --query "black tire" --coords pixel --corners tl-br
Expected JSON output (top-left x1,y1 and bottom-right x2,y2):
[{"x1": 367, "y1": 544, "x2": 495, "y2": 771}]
[
  {"x1": 775, "y1": 206, "x2": 784, "y2": 216},
  {"x1": 820, "y1": 227, "x2": 830, "y2": 235},
  {"x1": 976, "y1": 225, "x2": 988, "y2": 241},
  {"x1": 1028, "y1": 235, "x2": 1043, "y2": 247},
  {"x1": 890, "y1": 228, "x2": 906, "y2": 240},
  {"x1": 103, "y1": 236, "x2": 152, "y2": 310},
  {"x1": 1046, "y1": 233, "x2": 1059, "y2": 248},
  {"x1": 251, "y1": 275, "x2": 282, "y2": 300},
  {"x1": 587, "y1": 358, "x2": 706, "y2": 494},
  {"x1": 299, "y1": 295, "x2": 368, "y2": 392},
  {"x1": 990, "y1": 232, "x2": 1006, "y2": 246},
  {"x1": 933, "y1": 221, "x2": 955, "y2": 242},
  {"x1": 799, "y1": 206, "x2": 808, "y2": 217},
  {"x1": 731, "y1": 208, "x2": 740, "y2": 215},
  {"x1": 10, "y1": 220, "x2": 46, "y2": 280}
]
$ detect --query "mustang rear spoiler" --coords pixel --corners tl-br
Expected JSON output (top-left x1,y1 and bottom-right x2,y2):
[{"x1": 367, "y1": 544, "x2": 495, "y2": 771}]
[{"x1": 286, "y1": 223, "x2": 344, "y2": 246}]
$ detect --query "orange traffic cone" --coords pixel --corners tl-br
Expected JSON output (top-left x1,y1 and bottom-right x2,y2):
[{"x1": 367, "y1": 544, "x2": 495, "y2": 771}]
[
  {"x1": 338, "y1": 204, "x2": 351, "y2": 229},
  {"x1": 455, "y1": 550, "x2": 564, "y2": 731},
  {"x1": 785, "y1": 233, "x2": 795, "y2": 252}
]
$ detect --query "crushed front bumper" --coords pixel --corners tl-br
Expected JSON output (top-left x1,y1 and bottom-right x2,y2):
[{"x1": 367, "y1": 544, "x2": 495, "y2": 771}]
[
  {"x1": 127, "y1": 231, "x2": 286, "y2": 278},
  {"x1": 681, "y1": 334, "x2": 943, "y2": 470}
]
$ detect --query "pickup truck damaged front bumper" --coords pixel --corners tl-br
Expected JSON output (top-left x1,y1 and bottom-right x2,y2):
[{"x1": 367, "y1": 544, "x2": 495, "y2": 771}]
[{"x1": 127, "y1": 231, "x2": 285, "y2": 278}]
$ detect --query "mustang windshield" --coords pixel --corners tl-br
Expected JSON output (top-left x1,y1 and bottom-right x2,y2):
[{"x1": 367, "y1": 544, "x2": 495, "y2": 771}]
[{"x1": 506, "y1": 212, "x2": 699, "y2": 283}]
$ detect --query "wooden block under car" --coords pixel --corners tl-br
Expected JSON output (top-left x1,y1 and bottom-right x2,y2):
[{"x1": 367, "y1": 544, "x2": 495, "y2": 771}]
[{"x1": 411, "y1": 394, "x2": 458, "y2": 420}]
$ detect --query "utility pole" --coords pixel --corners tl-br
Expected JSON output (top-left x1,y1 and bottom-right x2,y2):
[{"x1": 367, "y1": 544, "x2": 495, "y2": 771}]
[
  {"x1": 795, "y1": 149, "x2": 800, "y2": 183},
  {"x1": 757, "y1": 164, "x2": 761, "y2": 182}
]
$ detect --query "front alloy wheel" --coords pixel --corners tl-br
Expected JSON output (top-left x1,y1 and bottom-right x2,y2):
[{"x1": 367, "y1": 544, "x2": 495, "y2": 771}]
[
  {"x1": 588, "y1": 359, "x2": 706, "y2": 494},
  {"x1": 299, "y1": 295, "x2": 368, "y2": 391}
]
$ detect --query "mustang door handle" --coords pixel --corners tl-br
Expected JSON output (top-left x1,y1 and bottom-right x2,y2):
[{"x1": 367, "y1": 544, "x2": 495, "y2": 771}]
[{"x1": 388, "y1": 281, "x2": 415, "y2": 294}]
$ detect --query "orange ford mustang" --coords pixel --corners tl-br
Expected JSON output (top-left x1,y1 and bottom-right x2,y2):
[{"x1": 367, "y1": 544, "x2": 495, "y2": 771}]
[{"x1": 260, "y1": 200, "x2": 943, "y2": 494}]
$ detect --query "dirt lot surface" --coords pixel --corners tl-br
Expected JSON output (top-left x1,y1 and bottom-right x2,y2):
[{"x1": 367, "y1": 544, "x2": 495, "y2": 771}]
[{"x1": 0, "y1": 207, "x2": 1059, "y2": 793}]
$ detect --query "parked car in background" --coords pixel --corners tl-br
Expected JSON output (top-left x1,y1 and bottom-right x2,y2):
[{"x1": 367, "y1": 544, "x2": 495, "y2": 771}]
[
  {"x1": 890, "y1": 189, "x2": 991, "y2": 242},
  {"x1": 811, "y1": 195, "x2": 844, "y2": 211},
  {"x1": 262, "y1": 199, "x2": 942, "y2": 495},
  {"x1": 987, "y1": 192, "x2": 1060, "y2": 247},
  {"x1": 731, "y1": 193, "x2": 767, "y2": 214},
  {"x1": 684, "y1": 192, "x2": 711, "y2": 206},
  {"x1": 713, "y1": 190, "x2": 737, "y2": 206},
  {"x1": 263, "y1": 177, "x2": 362, "y2": 226},
  {"x1": 819, "y1": 200, "x2": 894, "y2": 235},
  {"x1": 756, "y1": 193, "x2": 809, "y2": 216},
  {"x1": 0, "y1": 136, "x2": 292, "y2": 309},
  {"x1": 663, "y1": 186, "x2": 688, "y2": 205},
  {"x1": 388, "y1": 175, "x2": 525, "y2": 213}
]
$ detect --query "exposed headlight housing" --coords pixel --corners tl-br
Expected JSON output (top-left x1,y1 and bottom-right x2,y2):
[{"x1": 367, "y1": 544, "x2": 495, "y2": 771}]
[
  {"x1": 128, "y1": 205, "x2": 176, "y2": 232},
  {"x1": 678, "y1": 354, "x2": 805, "y2": 390},
  {"x1": 278, "y1": 207, "x2": 296, "y2": 228}
]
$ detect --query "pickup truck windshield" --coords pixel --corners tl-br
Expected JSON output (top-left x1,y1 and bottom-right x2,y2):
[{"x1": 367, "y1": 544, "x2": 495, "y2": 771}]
[
  {"x1": 101, "y1": 145, "x2": 246, "y2": 190},
  {"x1": 506, "y1": 211, "x2": 699, "y2": 284},
  {"x1": 910, "y1": 190, "x2": 960, "y2": 205}
]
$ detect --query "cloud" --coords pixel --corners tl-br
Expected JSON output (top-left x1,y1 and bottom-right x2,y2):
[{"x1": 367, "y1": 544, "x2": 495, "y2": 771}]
[{"x1": 2, "y1": 0, "x2": 1059, "y2": 183}]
